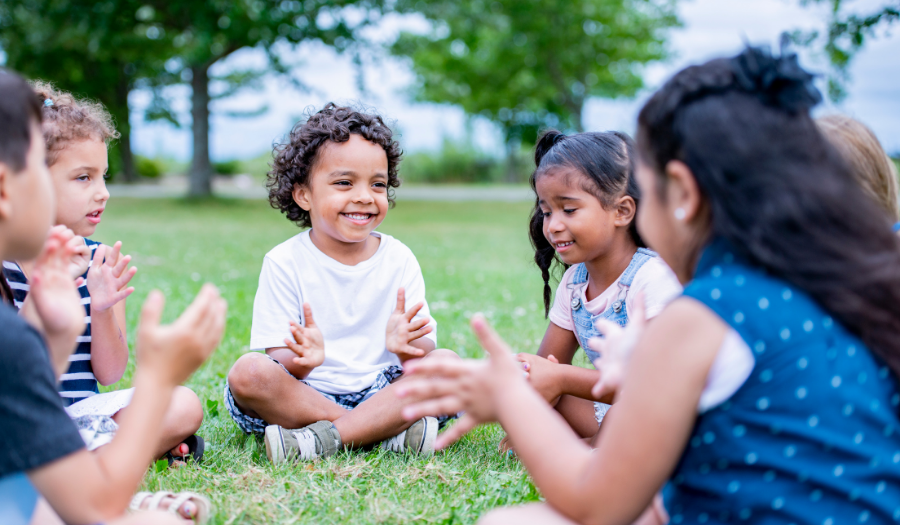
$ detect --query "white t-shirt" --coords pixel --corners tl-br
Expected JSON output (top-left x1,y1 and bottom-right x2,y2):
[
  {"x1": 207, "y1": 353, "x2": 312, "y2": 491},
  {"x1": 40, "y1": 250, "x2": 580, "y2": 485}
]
[
  {"x1": 548, "y1": 256, "x2": 683, "y2": 331},
  {"x1": 250, "y1": 230, "x2": 437, "y2": 394}
]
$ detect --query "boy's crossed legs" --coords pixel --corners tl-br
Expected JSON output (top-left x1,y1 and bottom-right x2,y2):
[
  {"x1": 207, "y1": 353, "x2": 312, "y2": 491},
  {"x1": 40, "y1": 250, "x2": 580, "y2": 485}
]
[{"x1": 225, "y1": 349, "x2": 458, "y2": 459}]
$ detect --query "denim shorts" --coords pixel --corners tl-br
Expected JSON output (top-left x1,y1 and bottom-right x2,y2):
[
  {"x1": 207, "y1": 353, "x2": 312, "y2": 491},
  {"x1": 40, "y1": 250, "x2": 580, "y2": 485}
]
[{"x1": 223, "y1": 354, "x2": 453, "y2": 434}]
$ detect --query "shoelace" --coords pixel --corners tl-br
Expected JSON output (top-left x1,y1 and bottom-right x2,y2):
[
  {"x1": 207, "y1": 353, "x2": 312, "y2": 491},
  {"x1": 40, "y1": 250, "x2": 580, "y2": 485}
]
[
  {"x1": 381, "y1": 429, "x2": 407, "y2": 453},
  {"x1": 292, "y1": 429, "x2": 319, "y2": 460}
]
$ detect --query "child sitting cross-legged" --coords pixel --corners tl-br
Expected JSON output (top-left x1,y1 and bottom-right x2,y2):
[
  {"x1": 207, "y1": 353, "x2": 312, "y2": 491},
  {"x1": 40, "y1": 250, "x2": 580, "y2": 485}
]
[
  {"x1": 225, "y1": 103, "x2": 456, "y2": 462},
  {"x1": 2, "y1": 82, "x2": 204, "y2": 464}
]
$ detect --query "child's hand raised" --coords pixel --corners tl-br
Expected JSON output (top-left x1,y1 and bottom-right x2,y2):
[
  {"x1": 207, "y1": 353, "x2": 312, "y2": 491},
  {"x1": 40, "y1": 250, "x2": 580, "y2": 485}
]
[
  {"x1": 397, "y1": 314, "x2": 526, "y2": 450},
  {"x1": 135, "y1": 284, "x2": 226, "y2": 387},
  {"x1": 517, "y1": 353, "x2": 562, "y2": 404},
  {"x1": 285, "y1": 303, "x2": 325, "y2": 369},
  {"x1": 57, "y1": 227, "x2": 91, "y2": 278},
  {"x1": 385, "y1": 287, "x2": 433, "y2": 360},
  {"x1": 87, "y1": 241, "x2": 137, "y2": 312},
  {"x1": 588, "y1": 292, "x2": 647, "y2": 401},
  {"x1": 29, "y1": 227, "x2": 86, "y2": 342}
]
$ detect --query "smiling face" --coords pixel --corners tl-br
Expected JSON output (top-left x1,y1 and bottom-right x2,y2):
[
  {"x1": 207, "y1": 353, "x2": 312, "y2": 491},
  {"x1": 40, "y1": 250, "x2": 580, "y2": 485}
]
[
  {"x1": 49, "y1": 138, "x2": 109, "y2": 237},
  {"x1": 535, "y1": 168, "x2": 626, "y2": 266},
  {"x1": 292, "y1": 134, "x2": 390, "y2": 257}
]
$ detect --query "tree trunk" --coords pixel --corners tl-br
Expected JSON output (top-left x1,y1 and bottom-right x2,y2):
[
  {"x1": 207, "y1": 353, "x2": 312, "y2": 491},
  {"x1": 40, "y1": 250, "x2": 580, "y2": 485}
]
[
  {"x1": 188, "y1": 64, "x2": 213, "y2": 197},
  {"x1": 114, "y1": 76, "x2": 137, "y2": 183},
  {"x1": 504, "y1": 136, "x2": 520, "y2": 183}
]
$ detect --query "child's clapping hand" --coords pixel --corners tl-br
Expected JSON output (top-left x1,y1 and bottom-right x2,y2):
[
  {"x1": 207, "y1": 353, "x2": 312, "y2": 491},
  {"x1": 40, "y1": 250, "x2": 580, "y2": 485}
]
[
  {"x1": 86, "y1": 241, "x2": 137, "y2": 312},
  {"x1": 385, "y1": 287, "x2": 433, "y2": 360},
  {"x1": 398, "y1": 314, "x2": 526, "y2": 450},
  {"x1": 135, "y1": 284, "x2": 226, "y2": 387},
  {"x1": 284, "y1": 303, "x2": 325, "y2": 369},
  {"x1": 517, "y1": 353, "x2": 563, "y2": 404},
  {"x1": 588, "y1": 292, "x2": 647, "y2": 400}
]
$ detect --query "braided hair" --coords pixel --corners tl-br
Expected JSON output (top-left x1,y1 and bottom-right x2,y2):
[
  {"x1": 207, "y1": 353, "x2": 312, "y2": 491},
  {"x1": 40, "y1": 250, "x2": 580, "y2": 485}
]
[{"x1": 528, "y1": 130, "x2": 644, "y2": 317}]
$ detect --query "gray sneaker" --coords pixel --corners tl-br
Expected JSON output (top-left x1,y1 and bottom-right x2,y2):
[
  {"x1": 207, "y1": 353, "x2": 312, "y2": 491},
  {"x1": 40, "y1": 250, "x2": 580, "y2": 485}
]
[
  {"x1": 381, "y1": 417, "x2": 438, "y2": 456},
  {"x1": 264, "y1": 420, "x2": 341, "y2": 464}
]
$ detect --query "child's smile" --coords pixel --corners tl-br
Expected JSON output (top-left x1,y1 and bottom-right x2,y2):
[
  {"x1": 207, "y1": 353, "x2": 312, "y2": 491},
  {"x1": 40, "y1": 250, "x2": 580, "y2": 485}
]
[{"x1": 293, "y1": 134, "x2": 390, "y2": 264}]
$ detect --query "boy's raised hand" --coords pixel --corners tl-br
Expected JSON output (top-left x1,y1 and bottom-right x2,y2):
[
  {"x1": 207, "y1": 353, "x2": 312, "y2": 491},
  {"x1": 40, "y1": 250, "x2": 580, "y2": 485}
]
[
  {"x1": 386, "y1": 287, "x2": 433, "y2": 359},
  {"x1": 135, "y1": 284, "x2": 226, "y2": 387},
  {"x1": 87, "y1": 241, "x2": 137, "y2": 312},
  {"x1": 397, "y1": 314, "x2": 525, "y2": 450},
  {"x1": 285, "y1": 303, "x2": 325, "y2": 369},
  {"x1": 61, "y1": 228, "x2": 91, "y2": 278}
]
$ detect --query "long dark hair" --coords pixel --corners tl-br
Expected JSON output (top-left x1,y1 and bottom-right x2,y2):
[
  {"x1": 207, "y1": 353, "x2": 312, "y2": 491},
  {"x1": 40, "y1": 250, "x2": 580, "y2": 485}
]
[
  {"x1": 529, "y1": 130, "x2": 644, "y2": 316},
  {"x1": 637, "y1": 45, "x2": 900, "y2": 381}
]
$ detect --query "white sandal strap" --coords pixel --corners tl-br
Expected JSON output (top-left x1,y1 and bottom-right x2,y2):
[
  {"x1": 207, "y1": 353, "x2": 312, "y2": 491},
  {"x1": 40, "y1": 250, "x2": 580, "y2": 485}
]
[
  {"x1": 146, "y1": 491, "x2": 175, "y2": 511},
  {"x1": 128, "y1": 491, "x2": 153, "y2": 511}
]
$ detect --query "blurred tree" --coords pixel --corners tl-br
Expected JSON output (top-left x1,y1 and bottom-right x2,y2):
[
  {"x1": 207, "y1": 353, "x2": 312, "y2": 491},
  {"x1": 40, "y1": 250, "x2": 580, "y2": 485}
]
[
  {"x1": 792, "y1": 1, "x2": 898, "y2": 101},
  {"x1": 139, "y1": 0, "x2": 389, "y2": 197},
  {"x1": 391, "y1": 0, "x2": 678, "y2": 178},
  {"x1": 0, "y1": 0, "x2": 171, "y2": 182}
]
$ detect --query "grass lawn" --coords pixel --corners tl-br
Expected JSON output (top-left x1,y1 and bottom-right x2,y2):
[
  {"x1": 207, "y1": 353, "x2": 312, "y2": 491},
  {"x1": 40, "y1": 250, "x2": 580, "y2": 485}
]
[{"x1": 92, "y1": 197, "x2": 588, "y2": 524}]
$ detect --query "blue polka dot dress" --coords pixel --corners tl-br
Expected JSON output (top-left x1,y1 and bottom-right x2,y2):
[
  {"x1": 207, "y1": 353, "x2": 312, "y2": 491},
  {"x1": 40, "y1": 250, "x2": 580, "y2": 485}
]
[{"x1": 665, "y1": 238, "x2": 900, "y2": 524}]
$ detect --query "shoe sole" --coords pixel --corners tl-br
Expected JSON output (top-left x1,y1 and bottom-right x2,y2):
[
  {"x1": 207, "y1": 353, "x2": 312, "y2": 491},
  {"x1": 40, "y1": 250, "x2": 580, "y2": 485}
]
[
  {"x1": 264, "y1": 425, "x2": 285, "y2": 465},
  {"x1": 420, "y1": 417, "x2": 438, "y2": 457}
]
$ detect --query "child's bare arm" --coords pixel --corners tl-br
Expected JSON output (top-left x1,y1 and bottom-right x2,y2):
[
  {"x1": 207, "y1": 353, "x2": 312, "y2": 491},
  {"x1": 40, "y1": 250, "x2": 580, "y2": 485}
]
[
  {"x1": 87, "y1": 243, "x2": 136, "y2": 386},
  {"x1": 519, "y1": 323, "x2": 606, "y2": 403},
  {"x1": 28, "y1": 285, "x2": 225, "y2": 524}
]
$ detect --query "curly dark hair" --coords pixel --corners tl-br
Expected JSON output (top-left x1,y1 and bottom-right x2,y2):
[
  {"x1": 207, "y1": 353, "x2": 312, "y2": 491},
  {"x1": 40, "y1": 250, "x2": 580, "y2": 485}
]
[{"x1": 267, "y1": 103, "x2": 403, "y2": 227}]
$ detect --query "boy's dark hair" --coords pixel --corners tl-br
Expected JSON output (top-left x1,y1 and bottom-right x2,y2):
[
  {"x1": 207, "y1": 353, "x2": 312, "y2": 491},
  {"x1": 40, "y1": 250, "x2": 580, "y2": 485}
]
[
  {"x1": 0, "y1": 69, "x2": 42, "y2": 172},
  {"x1": 528, "y1": 130, "x2": 645, "y2": 317},
  {"x1": 267, "y1": 103, "x2": 402, "y2": 227},
  {"x1": 637, "y1": 45, "x2": 900, "y2": 384}
]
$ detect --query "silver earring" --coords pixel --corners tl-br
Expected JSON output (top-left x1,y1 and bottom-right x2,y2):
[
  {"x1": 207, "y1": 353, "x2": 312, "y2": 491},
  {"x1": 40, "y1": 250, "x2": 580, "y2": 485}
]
[{"x1": 674, "y1": 208, "x2": 686, "y2": 220}]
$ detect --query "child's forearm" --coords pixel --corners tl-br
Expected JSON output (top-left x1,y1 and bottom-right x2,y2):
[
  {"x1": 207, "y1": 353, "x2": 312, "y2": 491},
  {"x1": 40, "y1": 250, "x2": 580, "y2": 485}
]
[
  {"x1": 268, "y1": 347, "x2": 317, "y2": 379},
  {"x1": 19, "y1": 295, "x2": 79, "y2": 379},
  {"x1": 402, "y1": 337, "x2": 436, "y2": 363},
  {"x1": 91, "y1": 368, "x2": 175, "y2": 512},
  {"x1": 555, "y1": 364, "x2": 613, "y2": 403},
  {"x1": 89, "y1": 305, "x2": 129, "y2": 386}
]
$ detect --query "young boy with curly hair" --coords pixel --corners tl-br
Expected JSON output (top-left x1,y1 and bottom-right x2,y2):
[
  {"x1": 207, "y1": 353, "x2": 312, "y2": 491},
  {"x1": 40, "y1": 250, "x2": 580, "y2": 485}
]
[{"x1": 225, "y1": 103, "x2": 456, "y2": 462}]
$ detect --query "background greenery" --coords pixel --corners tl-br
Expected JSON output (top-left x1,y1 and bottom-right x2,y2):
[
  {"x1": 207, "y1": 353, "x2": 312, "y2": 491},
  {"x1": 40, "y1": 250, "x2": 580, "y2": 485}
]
[{"x1": 92, "y1": 197, "x2": 585, "y2": 524}]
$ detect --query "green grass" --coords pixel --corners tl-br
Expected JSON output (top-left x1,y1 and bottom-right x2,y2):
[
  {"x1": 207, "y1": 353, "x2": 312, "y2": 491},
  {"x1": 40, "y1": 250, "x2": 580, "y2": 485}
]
[{"x1": 92, "y1": 197, "x2": 566, "y2": 524}]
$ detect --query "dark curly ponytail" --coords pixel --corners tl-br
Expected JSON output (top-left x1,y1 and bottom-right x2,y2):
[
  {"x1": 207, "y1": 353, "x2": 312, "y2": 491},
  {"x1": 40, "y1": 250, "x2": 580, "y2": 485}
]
[{"x1": 529, "y1": 129, "x2": 644, "y2": 317}]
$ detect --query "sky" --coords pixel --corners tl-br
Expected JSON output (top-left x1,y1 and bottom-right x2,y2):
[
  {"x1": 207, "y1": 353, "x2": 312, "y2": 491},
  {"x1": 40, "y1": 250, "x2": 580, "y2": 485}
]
[{"x1": 129, "y1": 0, "x2": 900, "y2": 161}]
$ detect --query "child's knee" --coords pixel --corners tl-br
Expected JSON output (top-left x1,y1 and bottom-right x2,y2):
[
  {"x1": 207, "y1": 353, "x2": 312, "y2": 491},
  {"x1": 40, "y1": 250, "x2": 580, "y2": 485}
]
[
  {"x1": 425, "y1": 348, "x2": 460, "y2": 361},
  {"x1": 170, "y1": 386, "x2": 203, "y2": 434},
  {"x1": 227, "y1": 352, "x2": 275, "y2": 398}
]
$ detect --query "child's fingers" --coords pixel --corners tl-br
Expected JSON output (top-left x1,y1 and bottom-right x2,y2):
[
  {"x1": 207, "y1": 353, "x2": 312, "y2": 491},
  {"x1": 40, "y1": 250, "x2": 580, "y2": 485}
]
[
  {"x1": 106, "y1": 241, "x2": 122, "y2": 267},
  {"x1": 396, "y1": 375, "x2": 461, "y2": 401},
  {"x1": 110, "y1": 287, "x2": 136, "y2": 305},
  {"x1": 631, "y1": 291, "x2": 647, "y2": 327},
  {"x1": 408, "y1": 316, "x2": 429, "y2": 332},
  {"x1": 547, "y1": 354, "x2": 559, "y2": 364},
  {"x1": 74, "y1": 277, "x2": 85, "y2": 287},
  {"x1": 593, "y1": 319, "x2": 622, "y2": 338},
  {"x1": 402, "y1": 357, "x2": 475, "y2": 379},
  {"x1": 284, "y1": 338, "x2": 306, "y2": 357},
  {"x1": 404, "y1": 301, "x2": 424, "y2": 321},
  {"x1": 115, "y1": 265, "x2": 138, "y2": 289},
  {"x1": 177, "y1": 284, "x2": 220, "y2": 329},
  {"x1": 302, "y1": 303, "x2": 317, "y2": 328},
  {"x1": 139, "y1": 290, "x2": 165, "y2": 331},
  {"x1": 394, "y1": 287, "x2": 406, "y2": 314},
  {"x1": 90, "y1": 243, "x2": 105, "y2": 271},
  {"x1": 111, "y1": 253, "x2": 132, "y2": 277},
  {"x1": 407, "y1": 324, "x2": 433, "y2": 342},
  {"x1": 470, "y1": 314, "x2": 515, "y2": 361},
  {"x1": 401, "y1": 394, "x2": 464, "y2": 422},
  {"x1": 435, "y1": 415, "x2": 478, "y2": 450},
  {"x1": 399, "y1": 345, "x2": 426, "y2": 358}
]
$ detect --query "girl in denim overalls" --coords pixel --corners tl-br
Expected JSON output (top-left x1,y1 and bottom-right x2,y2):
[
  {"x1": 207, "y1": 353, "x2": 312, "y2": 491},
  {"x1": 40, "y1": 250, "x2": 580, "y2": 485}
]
[
  {"x1": 398, "y1": 46, "x2": 900, "y2": 525},
  {"x1": 504, "y1": 130, "x2": 681, "y2": 451}
]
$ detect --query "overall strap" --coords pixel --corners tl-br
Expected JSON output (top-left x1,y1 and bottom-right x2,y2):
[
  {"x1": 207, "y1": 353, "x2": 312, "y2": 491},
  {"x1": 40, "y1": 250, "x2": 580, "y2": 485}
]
[
  {"x1": 570, "y1": 263, "x2": 589, "y2": 285},
  {"x1": 618, "y1": 248, "x2": 656, "y2": 288}
]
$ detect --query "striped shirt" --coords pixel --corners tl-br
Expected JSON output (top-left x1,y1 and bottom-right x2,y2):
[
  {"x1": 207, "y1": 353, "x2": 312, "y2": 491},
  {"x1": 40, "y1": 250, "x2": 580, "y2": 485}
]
[{"x1": 2, "y1": 239, "x2": 101, "y2": 406}]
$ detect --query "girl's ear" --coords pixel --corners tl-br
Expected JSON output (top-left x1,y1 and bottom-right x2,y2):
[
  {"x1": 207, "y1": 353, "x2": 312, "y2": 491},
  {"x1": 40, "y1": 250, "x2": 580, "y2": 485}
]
[
  {"x1": 292, "y1": 183, "x2": 311, "y2": 212},
  {"x1": 613, "y1": 195, "x2": 636, "y2": 227},
  {"x1": 664, "y1": 160, "x2": 702, "y2": 222}
]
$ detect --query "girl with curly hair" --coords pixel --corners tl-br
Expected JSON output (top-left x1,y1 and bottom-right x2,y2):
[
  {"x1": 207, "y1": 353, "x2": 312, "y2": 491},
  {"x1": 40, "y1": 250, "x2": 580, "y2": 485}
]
[
  {"x1": 397, "y1": 45, "x2": 900, "y2": 525},
  {"x1": 225, "y1": 103, "x2": 457, "y2": 462}
]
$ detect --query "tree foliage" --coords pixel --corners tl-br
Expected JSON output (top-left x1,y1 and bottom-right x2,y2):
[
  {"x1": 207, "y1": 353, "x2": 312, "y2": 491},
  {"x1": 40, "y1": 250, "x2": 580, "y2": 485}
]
[
  {"x1": 391, "y1": 0, "x2": 678, "y2": 146},
  {"x1": 792, "y1": 0, "x2": 899, "y2": 101}
]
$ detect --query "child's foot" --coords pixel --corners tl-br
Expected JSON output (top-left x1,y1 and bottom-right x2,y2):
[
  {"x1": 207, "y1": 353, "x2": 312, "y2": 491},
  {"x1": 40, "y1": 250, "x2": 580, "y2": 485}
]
[
  {"x1": 130, "y1": 491, "x2": 212, "y2": 522},
  {"x1": 381, "y1": 416, "x2": 438, "y2": 456},
  {"x1": 264, "y1": 420, "x2": 341, "y2": 464}
]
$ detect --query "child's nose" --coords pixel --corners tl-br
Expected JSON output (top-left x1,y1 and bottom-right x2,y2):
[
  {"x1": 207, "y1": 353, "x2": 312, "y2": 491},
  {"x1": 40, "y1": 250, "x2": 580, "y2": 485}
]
[
  {"x1": 96, "y1": 179, "x2": 110, "y2": 202},
  {"x1": 352, "y1": 188, "x2": 375, "y2": 204}
]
